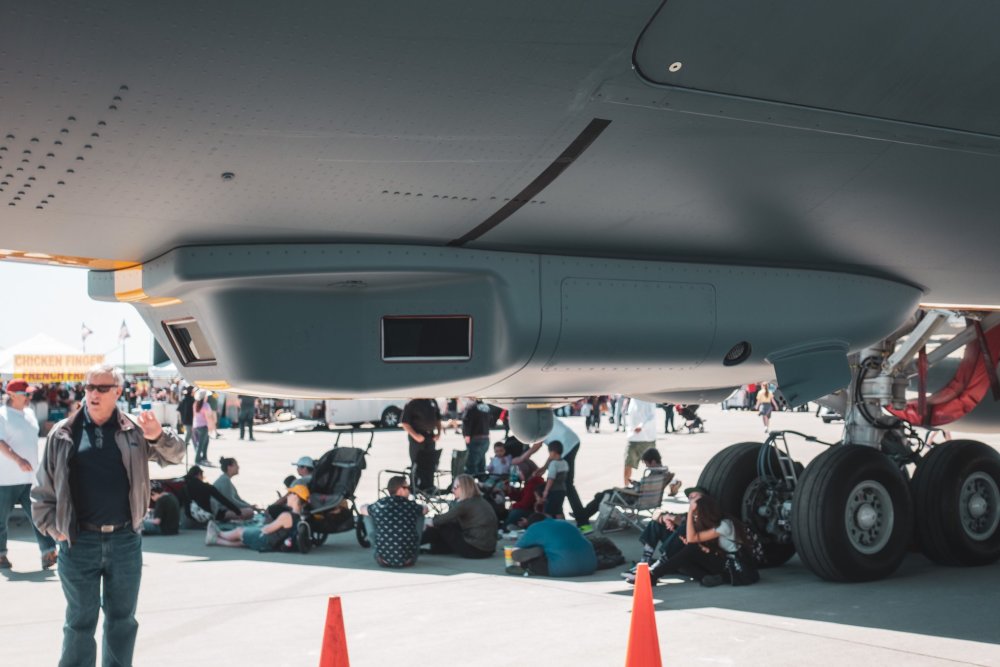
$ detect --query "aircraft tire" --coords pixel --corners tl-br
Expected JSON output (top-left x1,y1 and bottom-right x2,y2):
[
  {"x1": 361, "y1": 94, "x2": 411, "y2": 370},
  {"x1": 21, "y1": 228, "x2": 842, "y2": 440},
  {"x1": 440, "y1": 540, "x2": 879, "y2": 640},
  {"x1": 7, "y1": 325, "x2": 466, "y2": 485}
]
[
  {"x1": 912, "y1": 440, "x2": 1000, "y2": 566},
  {"x1": 792, "y1": 445, "x2": 912, "y2": 582},
  {"x1": 697, "y1": 442, "x2": 767, "y2": 515},
  {"x1": 698, "y1": 442, "x2": 797, "y2": 567}
]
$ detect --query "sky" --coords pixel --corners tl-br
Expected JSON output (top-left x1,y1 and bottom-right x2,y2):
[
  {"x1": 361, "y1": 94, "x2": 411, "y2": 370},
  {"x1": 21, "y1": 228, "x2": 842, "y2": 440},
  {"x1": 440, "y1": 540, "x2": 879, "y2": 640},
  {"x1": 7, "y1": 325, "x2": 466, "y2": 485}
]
[{"x1": 0, "y1": 261, "x2": 154, "y2": 365}]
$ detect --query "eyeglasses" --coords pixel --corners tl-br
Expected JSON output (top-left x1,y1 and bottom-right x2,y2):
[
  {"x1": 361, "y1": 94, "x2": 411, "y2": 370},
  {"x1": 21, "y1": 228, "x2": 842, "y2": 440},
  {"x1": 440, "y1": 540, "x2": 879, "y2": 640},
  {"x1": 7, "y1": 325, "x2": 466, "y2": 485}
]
[{"x1": 84, "y1": 384, "x2": 118, "y2": 393}]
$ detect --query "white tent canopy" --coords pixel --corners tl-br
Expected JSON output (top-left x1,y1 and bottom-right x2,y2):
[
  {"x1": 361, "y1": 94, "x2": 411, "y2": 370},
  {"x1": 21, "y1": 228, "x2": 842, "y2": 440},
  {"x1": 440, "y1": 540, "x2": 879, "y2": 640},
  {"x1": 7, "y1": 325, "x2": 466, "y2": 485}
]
[{"x1": 148, "y1": 360, "x2": 179, "y2": 386}]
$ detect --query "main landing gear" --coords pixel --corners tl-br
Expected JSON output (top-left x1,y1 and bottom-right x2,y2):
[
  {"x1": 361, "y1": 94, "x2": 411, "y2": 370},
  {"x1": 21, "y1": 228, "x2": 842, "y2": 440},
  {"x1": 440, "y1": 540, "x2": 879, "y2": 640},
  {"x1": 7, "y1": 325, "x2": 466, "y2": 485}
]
[{"x1": 701, "y1": 310, "x2": 1000, "y2": 581}]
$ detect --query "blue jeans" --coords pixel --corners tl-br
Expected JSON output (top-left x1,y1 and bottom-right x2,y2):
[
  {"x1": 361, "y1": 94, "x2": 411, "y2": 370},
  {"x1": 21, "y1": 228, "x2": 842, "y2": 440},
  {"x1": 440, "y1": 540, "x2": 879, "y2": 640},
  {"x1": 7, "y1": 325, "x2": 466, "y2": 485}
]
[
  {"x1": 464, "y1": 437, "x2": 490, "y2": 476},
  {"x1": 0, "y1": 483, "x2": 56, "y2": 556},
  {"x1": 58, "y1": 530, "x2": 143, "y2": 667},
  {"x1": 194, "y1": 426, "x2": 209, "y2": 462}
]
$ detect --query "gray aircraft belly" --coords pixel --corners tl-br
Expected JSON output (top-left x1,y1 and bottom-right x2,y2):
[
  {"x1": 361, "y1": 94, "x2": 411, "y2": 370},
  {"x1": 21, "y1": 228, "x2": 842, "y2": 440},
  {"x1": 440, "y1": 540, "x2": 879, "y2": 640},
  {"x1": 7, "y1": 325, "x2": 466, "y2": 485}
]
[{"x1": 2, "y1": 1, "x2": 998, "y2": 398}]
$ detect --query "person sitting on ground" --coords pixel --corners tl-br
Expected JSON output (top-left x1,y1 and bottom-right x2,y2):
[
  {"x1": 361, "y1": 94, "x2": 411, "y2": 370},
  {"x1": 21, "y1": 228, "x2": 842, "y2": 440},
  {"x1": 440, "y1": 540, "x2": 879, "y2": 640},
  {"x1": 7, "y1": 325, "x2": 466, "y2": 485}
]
[
  {"x1": 503, "y1": 474, "x2": 546, "y2": 531},
  {"x1": 358, "y1": 475, "x2": 427, "y2": 568},
  {"x1": 508, "y1": 513, "x2": 598, "y2": 577},
  {"x1": 574, "y1": 448, "x2": 679, "y2": 526},
  {"x1": 484, "y1": 441, "x2": 514, "y2": 487},
  {"x1": 179, "y1": 465, "x2": 244, "y2": 527},
  {"x1": 212, "y1": 457, "x2": 256, "y2": 521},
  {"x1": 206, "y1": 483, "x2": 308, "y2": 551},
  {"x1": 625, "y1": 488, "x2": 739, "y2": 587},
  {"x1": 540, "y1": 441, "x2": 569, "y2": 518},
  {"x1": 622, "y1": 488, "x2": 705, "y2": 576},
  {"x1": 142, "y1": 483, "x2": 181, "y2": 536},
  {"x1": 420, "y1": 474, "x2": 497, "y2": 558}
]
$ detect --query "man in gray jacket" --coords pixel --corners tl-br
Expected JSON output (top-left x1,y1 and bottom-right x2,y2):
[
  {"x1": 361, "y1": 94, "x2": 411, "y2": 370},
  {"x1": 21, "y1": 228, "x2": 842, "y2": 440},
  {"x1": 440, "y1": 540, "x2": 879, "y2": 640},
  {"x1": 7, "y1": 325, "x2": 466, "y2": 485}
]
[{"x1": 32, "y1": 364, "x2": 184, "y2": 667}]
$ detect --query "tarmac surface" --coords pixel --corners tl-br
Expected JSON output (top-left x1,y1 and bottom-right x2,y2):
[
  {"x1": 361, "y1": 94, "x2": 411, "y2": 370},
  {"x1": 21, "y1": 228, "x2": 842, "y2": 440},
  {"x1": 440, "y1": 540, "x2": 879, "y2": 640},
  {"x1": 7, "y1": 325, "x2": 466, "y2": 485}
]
[{"x1": 3, "y1": 406, "x2": 999, "y2": 666}]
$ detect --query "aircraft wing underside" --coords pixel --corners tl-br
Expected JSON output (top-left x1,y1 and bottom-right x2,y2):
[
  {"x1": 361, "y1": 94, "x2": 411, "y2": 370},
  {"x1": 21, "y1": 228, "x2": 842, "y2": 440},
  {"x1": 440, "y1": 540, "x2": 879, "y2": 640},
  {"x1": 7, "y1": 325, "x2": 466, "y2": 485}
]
[{"x1": 2, "y1": 1, "x2": 998, "y2": 399}]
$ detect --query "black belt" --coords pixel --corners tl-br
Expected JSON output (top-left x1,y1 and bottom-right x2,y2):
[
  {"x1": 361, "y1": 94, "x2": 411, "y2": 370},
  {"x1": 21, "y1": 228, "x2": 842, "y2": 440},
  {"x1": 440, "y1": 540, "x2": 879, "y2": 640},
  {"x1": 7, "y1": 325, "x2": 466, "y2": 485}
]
[{"x1": 79, "y1": 521, "x2": 131, "y2": 533}]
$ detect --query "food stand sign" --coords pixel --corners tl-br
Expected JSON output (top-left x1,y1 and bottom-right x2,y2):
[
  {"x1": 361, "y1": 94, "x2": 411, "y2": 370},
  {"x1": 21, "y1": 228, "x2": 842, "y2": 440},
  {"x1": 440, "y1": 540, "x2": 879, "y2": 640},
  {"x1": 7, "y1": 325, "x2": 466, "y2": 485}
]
[{"x1": 14, "y1": 354, "x2": 106, "y2": 382}]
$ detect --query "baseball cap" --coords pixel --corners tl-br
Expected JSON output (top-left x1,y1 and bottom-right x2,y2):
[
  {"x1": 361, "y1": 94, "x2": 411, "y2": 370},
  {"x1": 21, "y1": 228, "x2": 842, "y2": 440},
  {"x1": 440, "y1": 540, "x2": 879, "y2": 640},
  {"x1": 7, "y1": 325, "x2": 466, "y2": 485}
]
[
  {"x1": 288, "y1": 484, "x2": 310, "y2": 502},
  {"x1": 6, "y1": 379, "x2": 36, "y2": 394},
  {"x1": 683, "y1": 485, "x2": 710, "y2": 497},
  {"x1": 292, "y1": 456, "x2": 315, "y2": 468}
]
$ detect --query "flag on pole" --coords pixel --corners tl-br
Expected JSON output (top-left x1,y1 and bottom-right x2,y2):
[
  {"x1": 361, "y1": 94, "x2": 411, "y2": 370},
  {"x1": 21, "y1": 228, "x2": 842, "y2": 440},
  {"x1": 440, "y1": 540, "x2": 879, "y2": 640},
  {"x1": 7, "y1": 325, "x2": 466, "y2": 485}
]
[
  {"x1": 118, "y1": 319, "x2": 131, "y2": 342},
  {"x1": 81, "y1": 323, "x2": 93, "y2": 342}
]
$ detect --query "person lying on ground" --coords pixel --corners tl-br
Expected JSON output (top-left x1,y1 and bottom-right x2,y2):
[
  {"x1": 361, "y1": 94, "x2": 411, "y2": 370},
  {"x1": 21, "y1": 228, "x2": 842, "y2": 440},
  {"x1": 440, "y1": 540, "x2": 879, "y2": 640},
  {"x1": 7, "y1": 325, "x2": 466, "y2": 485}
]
[
  {"x1": 206, "y1": 483, "x2": 308, "y2": 551},
  {"x1": 358, "y1": 475, "x2": 427, "y2": 568},
  {"x1": 507, "y1": 513, "x2": 597, "y2": 577},
  {"x1": 420, "y1": 474, "x2": 497, "y2": 558}
]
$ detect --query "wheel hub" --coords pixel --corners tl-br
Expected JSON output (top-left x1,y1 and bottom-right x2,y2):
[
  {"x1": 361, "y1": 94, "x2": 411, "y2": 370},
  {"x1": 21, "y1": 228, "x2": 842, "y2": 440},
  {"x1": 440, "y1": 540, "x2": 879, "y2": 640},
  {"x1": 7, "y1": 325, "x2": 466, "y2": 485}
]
[
  {"x1": 960, "y1": 472, "x2": 1000, "y2": 542},
  {"x1": 845, "y1": 480, "x2": 894, "y2": 555},
  {"x1": 856, "y1": 504, "x2": 878, "y2": 530}
]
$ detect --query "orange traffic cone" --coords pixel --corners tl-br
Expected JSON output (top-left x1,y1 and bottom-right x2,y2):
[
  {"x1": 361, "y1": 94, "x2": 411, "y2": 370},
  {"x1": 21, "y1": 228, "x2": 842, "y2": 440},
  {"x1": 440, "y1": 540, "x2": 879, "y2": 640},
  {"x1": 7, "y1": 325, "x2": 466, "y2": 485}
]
[
  {"x1": 319, "y1": 596, "x2": 351, "y2": 667},
  {"x1": 625, "y1": 562, "x2": 662, "y2": 667}
]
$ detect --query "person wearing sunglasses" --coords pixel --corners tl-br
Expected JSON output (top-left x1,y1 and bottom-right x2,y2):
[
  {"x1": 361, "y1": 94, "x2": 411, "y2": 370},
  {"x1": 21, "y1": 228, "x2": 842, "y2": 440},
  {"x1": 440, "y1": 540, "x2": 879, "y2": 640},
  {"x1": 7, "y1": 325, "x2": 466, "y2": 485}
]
[
  {"x1": 358, "y1": 475, "x2": 427, "y2": 568},
  {"x1": 31, "y1": 363, "x2": 185, "y2": 667},
  {"x1": 0, "y1": 379, "x2": 57, "y2": 570}
]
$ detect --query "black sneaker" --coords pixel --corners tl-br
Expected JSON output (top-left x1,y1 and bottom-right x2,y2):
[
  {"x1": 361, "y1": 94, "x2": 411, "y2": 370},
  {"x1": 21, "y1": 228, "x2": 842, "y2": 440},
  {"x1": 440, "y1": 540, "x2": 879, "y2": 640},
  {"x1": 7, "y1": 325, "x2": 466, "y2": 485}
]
[{"x1": 700, "y1": 574, "x2": 725, "y2": 587}]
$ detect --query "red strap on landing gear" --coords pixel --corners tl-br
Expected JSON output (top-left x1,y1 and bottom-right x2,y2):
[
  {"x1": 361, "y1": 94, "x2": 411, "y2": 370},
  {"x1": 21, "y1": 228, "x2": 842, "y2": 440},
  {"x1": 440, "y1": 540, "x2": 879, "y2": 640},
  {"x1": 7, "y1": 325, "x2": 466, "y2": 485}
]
[
  {"x1": 972, "y1": 319, "x2": 1000, "y2": 401},
  {"x1": 888, "y1": 319, "x2": 1000, "y2": 427},
  {"x1": 917, "y1": 346, "x2": 928, "y2": 427}
]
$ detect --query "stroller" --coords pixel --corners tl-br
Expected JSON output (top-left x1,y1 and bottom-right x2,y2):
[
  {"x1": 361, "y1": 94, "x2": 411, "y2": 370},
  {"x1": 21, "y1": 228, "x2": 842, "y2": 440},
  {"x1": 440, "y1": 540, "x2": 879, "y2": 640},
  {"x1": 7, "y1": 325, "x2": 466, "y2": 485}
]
[
  {"x1": 296, "y1": 431, "x2": 372, "y2": 553},
  {"x1": 676, "y1": 404, "x2": 706, "y2": 433}
]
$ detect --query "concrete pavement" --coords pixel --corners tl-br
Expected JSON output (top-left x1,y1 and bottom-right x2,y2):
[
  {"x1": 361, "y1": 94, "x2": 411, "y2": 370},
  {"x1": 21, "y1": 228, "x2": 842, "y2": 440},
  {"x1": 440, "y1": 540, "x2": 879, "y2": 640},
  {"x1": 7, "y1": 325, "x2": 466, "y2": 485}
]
[{"x1": 3, "y1": 406, "x2": 998, "y2": 666}]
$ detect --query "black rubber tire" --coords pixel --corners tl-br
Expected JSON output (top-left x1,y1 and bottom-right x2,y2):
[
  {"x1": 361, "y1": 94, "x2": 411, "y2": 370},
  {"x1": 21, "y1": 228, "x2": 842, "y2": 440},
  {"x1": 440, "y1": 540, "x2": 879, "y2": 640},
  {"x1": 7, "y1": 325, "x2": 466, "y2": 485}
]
[
  {"x1": 911, "y1": 440, "x2": 1000, "y2": 566},
  {"x1": 381, "y1": 406, "x2": 403, "y2": 428},
  {"x1": 698, "y1": 442, "x2": 797, "y2": 568},
  {"x1": 296, "y1": 522, "x2": 313, "y2": 554},
  {"x1": 355, "y1": 516, "x2": 371, "y2": 548},
  {"x1": 697, "y1": 442, "x2": 769, "y2": 515},
  {"x1": 311, "y1": 531, "x2": 329, "y2": 547},
  {"x1": 792, "y1": 445, "x2": 912, "y2": 582}
]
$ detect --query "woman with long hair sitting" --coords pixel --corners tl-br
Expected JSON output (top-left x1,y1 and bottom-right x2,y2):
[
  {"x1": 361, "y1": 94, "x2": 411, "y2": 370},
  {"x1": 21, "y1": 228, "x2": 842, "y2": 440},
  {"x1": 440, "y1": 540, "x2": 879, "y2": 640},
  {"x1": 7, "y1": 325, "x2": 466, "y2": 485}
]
[
  {"x1": 420, "y1": 474, "x2": 497, "y2": 558},
  {"x1": 626, "y1": 487, "x2": 739, "y2": 587}
]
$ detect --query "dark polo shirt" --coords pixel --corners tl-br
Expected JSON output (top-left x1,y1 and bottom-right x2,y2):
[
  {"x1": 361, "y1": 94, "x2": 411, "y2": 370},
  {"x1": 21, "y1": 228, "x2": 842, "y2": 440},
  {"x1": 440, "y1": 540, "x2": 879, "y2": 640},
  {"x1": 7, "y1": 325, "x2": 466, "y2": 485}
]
[{"x1": 70, "y1": 408, "x2": 131, "y2": 527}]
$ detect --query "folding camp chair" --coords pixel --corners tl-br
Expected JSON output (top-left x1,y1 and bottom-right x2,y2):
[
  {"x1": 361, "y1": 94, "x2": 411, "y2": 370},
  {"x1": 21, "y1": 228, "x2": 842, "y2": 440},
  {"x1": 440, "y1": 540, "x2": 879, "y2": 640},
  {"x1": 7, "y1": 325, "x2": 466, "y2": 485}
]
[{"x1": 596, "y1": 467, "x2": 672, "y2": 533}]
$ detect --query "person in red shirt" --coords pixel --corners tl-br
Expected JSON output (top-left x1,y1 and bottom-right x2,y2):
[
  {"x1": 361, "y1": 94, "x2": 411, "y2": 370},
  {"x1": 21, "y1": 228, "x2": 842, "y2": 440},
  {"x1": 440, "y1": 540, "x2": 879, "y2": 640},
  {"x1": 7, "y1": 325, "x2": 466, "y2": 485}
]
[{"x1": 503, "y1": 475, "x2": 545, "y2": 531}]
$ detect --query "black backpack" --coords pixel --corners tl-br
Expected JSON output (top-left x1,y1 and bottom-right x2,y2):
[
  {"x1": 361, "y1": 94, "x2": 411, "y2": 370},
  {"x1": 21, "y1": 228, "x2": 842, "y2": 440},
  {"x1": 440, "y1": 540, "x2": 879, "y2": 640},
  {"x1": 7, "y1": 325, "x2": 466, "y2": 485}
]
[
  {"x1": 585, "y1": 535, "x2": 625, "y2": 570},
  {"x1": 724, "y1": 520, "x2": 763, "y2": 586}
]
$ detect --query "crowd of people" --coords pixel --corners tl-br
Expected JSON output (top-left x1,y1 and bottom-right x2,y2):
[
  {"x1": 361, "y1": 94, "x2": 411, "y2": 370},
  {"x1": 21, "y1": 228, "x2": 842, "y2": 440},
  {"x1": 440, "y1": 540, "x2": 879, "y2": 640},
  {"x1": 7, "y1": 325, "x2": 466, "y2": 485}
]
[{"x1": 1, "y1": 372, "x2": 768, "y2": 667}]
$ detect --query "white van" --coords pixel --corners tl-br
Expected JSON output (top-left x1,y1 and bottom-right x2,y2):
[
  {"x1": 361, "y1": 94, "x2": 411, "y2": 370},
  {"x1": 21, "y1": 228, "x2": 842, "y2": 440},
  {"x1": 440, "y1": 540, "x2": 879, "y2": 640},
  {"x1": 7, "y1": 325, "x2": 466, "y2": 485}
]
[{"x1": 324, "y1": 399, "x2": 405, "y2": 428}]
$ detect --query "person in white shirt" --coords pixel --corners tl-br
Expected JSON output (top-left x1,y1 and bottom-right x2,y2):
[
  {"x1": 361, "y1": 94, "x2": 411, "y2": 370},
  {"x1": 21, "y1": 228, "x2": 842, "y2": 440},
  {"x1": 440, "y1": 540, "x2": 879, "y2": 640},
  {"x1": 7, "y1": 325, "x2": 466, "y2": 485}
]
[
  {"x1": 0, "y1": 379, "x2": 57, "y2": 570},
  {"x1": 512, "y1": 416, "x2": 588, "y2": 527},
  {"x1": 624, "y1": 398, "x2": 658, "y2": 487}
]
